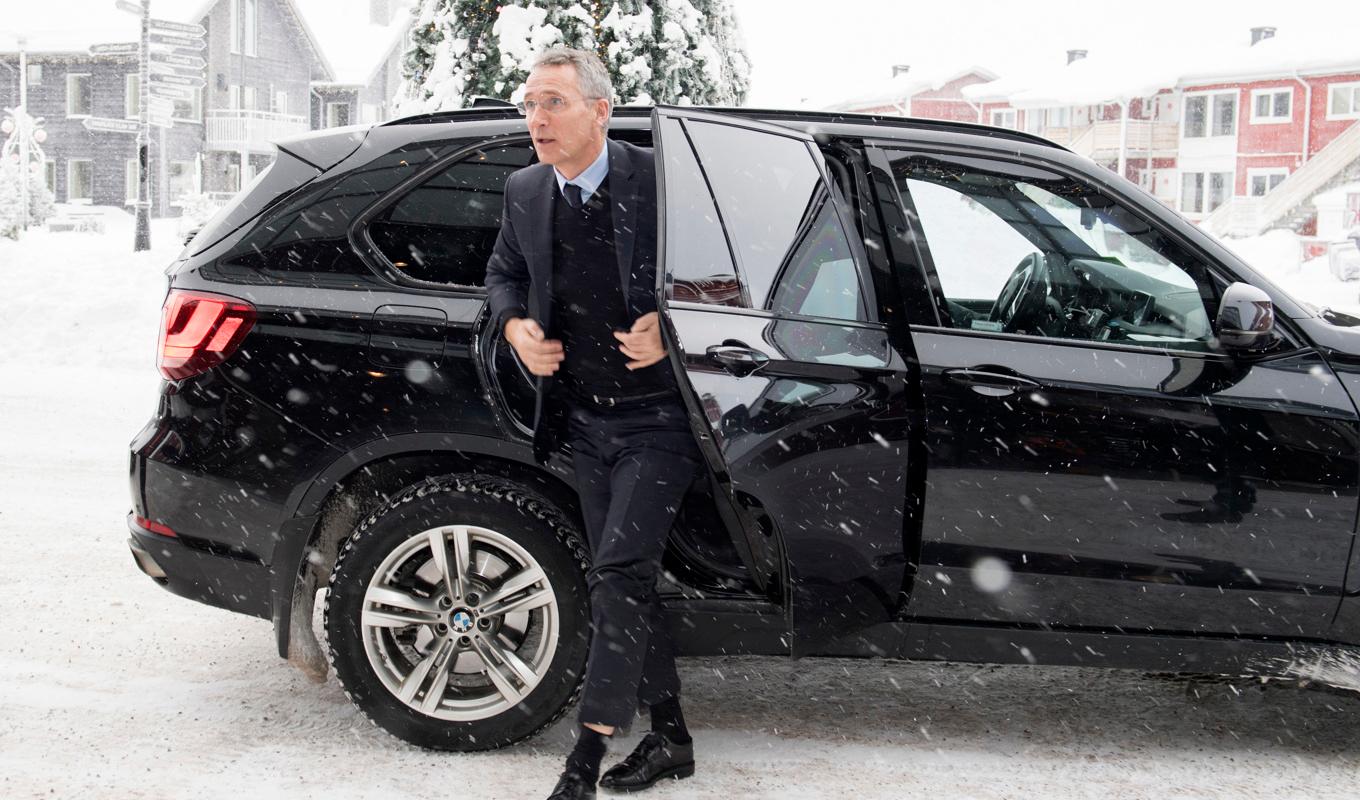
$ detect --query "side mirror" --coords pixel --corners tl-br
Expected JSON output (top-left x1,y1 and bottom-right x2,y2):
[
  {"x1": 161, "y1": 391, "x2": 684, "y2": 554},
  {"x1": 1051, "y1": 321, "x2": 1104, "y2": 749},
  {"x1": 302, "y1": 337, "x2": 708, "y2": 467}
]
[{"x1": 1216, "y1": 282, "x2": 1275, "y2": 349}]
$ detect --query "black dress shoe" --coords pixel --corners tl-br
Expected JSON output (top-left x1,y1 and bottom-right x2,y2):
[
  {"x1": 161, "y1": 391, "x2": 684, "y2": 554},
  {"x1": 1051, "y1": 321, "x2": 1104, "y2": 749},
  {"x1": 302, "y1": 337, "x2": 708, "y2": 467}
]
[
  {"x1": 546, "y1": 768, "x2": 596, "y2": 799},
  {"x1": 598, "y1": 731, "x2": 695, "y2": 792}
]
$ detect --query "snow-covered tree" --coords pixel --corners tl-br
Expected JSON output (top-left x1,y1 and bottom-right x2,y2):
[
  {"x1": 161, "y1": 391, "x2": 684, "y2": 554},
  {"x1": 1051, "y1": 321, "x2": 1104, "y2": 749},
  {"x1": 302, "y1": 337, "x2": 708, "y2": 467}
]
[
  {"x1": 0, "y1": 159, "x2": 53, "y2": 240},
  {"x1": 395, "y1": 0, "x2": 749, "y2": 113}
]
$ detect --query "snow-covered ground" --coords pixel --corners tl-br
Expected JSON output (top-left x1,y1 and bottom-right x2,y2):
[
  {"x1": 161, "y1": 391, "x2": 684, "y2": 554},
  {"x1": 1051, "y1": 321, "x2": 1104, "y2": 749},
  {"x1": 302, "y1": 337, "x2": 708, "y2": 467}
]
[{"x1": 2, "y1": 210, "x2": 1359, "y2": 799}]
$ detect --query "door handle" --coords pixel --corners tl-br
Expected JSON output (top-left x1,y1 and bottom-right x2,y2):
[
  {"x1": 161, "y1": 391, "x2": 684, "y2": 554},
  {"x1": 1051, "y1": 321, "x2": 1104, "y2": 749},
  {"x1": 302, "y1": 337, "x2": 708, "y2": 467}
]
[
  {"x1": 706, "y1": 341, "x2": 770, "y2": 377},
  {"x1": 942, "y1": 367, "x2": 1040, "y2": 397}
]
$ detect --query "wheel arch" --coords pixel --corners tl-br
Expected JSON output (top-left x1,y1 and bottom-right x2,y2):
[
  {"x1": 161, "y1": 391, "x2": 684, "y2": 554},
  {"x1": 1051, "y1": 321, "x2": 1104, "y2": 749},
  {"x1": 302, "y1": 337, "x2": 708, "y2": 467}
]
[{"x1": 270, "y1": 434, "x2": 583, "y2": 670}]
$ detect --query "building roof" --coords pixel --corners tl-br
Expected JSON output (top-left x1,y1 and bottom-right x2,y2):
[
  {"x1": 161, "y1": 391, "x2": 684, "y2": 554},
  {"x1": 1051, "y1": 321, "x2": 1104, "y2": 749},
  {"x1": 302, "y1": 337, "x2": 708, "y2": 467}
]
[
  {"x1": 818, "y1": 65, "x2": 998, "y2": 112},
  {"x1": 294, "y1": 0, "x2": 413, "y2": 87},
  {"x1": 1, "y1": 0, "x2": 215, "y2": 53},
  {"x1": 1, "y1": 0, "x2": 337, "y2": 84},
  {"x1": 960, "y1": 31, "x2": 1360, "y2": 109}
]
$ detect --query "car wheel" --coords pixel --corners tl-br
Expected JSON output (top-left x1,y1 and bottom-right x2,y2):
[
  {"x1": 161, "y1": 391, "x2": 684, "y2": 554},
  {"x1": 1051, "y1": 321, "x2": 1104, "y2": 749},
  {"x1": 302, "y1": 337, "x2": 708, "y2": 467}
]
[{"x1": 324, "y1": 474, "x2": 591, "y2": 751}]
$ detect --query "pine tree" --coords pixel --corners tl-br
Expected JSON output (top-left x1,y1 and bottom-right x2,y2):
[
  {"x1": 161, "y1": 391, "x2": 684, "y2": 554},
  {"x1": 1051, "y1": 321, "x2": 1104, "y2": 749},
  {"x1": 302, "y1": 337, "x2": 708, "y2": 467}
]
[{"x1": 394, "y1": 0, "x2": 750, "y2": 112}]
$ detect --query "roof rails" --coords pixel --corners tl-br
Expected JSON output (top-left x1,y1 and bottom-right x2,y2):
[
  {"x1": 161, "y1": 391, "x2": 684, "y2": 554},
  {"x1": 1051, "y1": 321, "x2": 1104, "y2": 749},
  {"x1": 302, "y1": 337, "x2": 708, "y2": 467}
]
[{"x1": 382, "y1": 104, "x2": 1065, "y2": 152}]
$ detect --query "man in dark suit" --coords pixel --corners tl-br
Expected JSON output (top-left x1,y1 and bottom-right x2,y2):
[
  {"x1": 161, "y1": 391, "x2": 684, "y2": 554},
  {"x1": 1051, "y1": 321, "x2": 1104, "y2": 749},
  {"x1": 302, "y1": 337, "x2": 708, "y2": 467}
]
[{"x1": 484, "y1": 47, "x2": 702, "y2": 800}]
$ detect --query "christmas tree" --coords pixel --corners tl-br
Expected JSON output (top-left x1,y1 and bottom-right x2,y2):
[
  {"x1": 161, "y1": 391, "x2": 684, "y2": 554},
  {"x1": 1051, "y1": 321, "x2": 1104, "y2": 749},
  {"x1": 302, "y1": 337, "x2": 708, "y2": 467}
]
[{"x1": 395, "y1": 0, "x2": 749, "y2": 114}]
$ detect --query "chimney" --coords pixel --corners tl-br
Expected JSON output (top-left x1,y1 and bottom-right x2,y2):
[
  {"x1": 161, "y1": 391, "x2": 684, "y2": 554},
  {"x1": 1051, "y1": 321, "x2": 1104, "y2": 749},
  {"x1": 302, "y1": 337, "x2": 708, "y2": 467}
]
[
  {"x1": 1250, "y1": 26, "x2": 1276, "y2": 46},
  {"x1": 1066, "y1": 49, "x2": 1088, "y2": 65},
  {"x1": 370, "y1": 0, "x2": 392, "y2": 25},
  {"x1": 892, "y1": 64, "x2": 910, "y2": 78}
]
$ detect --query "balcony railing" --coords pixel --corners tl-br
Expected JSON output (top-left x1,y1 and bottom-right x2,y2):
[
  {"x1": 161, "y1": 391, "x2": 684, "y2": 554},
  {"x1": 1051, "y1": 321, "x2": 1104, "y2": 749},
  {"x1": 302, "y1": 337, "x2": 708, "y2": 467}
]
[
  {"x1": 1044, "y1": 120, "x2": 1179, "y2": 157},
  {"x1": 205, "y1": 109, "x2": 308, "y2": 155}
]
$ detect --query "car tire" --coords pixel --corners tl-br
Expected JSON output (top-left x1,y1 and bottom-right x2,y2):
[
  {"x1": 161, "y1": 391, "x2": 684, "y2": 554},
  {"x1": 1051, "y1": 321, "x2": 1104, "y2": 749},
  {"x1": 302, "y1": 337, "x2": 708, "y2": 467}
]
[{"x1": 324, "y1": 473, "x2": 591, "y2": 751}]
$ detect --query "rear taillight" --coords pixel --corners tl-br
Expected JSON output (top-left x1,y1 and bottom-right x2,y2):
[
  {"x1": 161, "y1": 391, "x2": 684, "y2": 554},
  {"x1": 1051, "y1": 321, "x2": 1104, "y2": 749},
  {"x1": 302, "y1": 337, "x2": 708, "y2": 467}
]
[{"x1": 157, "y1": 290, "x2": 256, "y2": 381}]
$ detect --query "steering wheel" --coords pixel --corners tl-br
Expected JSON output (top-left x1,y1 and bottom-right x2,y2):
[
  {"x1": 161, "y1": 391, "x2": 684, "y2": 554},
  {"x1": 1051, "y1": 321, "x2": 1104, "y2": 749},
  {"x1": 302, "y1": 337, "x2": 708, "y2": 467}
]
[{"x1": 989, "y1": 252, "x2": 1051, "y2": 334}]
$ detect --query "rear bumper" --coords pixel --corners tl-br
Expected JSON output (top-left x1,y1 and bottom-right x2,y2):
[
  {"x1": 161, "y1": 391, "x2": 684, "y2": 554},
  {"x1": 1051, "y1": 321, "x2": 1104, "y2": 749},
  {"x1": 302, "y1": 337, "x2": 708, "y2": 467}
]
[{"x1": 126, "y1": 512, "x2": 272, "y2": 619}]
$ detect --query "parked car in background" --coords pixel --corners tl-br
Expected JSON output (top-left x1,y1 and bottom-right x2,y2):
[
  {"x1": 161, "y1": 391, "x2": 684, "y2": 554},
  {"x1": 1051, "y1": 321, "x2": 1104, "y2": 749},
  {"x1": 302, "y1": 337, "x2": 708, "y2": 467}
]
[{"x1": 128, "y1": 105, "x2": 1360, "y2": 751}]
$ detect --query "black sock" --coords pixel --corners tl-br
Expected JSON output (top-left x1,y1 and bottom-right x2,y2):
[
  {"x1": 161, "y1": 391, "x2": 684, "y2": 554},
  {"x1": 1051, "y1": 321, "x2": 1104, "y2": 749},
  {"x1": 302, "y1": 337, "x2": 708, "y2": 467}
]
[
  {"x1": 564, "y1": 726, "x2": 610, "y2": 783},
  {"x1": 650, "y1": 696, "x2": 691, "y2": 744}
]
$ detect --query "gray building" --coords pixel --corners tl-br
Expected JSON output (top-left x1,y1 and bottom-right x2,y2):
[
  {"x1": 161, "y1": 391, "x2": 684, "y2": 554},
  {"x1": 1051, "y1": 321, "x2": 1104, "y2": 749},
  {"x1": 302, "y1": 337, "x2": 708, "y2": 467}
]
[{"x1": 0, "y1": 0, "x2": 412, "y2": 215}]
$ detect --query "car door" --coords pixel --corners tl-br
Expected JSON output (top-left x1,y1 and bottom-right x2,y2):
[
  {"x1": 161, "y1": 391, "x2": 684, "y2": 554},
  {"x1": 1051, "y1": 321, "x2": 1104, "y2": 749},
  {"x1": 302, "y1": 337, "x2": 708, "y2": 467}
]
[
  {"x1": 653, "y1": 107, "x2": 919, "y2": 655},
  {"x1": 871, "y1": 143, "x2": 1359, "y2": 640}
]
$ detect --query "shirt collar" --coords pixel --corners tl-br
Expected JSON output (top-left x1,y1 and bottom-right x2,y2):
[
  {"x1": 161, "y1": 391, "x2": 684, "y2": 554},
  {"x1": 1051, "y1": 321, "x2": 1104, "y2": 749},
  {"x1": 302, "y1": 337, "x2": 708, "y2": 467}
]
[{"x1": 553, "y1": 140, "x2": 610, "y2": 203}]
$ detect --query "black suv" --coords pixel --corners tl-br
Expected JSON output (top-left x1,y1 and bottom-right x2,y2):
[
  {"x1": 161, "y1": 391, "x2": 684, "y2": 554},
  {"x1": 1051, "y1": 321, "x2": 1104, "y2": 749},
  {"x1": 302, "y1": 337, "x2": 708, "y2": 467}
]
[{"x1": 129, "y1": 106, "x2": 1360, "y2": 751}]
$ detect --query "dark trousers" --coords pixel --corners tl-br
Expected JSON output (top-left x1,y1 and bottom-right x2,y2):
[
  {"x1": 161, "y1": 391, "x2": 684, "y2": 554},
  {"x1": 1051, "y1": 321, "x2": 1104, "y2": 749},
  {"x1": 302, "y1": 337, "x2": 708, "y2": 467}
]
[{"x1": 565, "y1": 396, "x2": 702, "y2": 732}]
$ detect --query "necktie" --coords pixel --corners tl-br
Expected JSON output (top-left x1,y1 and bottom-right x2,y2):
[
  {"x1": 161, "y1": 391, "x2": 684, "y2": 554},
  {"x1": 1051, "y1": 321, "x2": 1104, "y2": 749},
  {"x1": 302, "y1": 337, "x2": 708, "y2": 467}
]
[{"x1": 563, "y1": 182, "x2": 583, "y2": 210}]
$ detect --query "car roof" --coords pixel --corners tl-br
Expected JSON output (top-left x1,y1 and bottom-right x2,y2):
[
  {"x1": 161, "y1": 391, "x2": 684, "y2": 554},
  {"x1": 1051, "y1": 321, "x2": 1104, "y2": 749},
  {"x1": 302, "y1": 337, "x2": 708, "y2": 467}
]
[{"x1": 382, "y1": 105, "x2": 1066, "y2": 153}]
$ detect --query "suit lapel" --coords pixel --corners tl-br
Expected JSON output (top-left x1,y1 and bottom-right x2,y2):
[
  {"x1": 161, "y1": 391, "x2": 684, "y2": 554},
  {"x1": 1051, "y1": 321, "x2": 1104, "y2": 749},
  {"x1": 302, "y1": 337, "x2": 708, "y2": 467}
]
[
  {"x1": 608, "y1": 139, "x2": 637, "y2": 302},
  {"x1": 516, "y1": 166, "x2": 555, "y2": 326}
]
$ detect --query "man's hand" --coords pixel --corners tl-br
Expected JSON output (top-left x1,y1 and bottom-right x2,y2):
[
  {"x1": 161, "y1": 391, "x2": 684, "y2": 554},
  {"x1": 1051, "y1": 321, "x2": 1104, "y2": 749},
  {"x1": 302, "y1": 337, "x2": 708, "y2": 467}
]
[
  {"x1": 505, "y1": 317, "x2": 564, "y2": 376},
  {"x1": 613, "y1": 312, "x2": 668, "y2": 370}
]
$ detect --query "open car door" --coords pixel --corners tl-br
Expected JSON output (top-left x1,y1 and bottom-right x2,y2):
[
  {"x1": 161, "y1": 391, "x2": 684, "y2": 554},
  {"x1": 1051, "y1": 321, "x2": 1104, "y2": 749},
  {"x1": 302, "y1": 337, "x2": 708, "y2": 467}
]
[{"x1": 652, "y1": 107, "x2": 919, "y2": 655}]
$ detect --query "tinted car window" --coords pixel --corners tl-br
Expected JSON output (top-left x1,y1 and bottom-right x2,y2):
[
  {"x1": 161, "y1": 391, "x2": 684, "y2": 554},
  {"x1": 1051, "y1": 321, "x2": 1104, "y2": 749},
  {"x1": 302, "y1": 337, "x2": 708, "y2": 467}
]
[
  {"x1": 185, "y1": 152, "x2": 319, "y2": 255},
  {"x1": 661, "y1": 117, "x2": 744, "y2": 307},
  {"x1": 210, "y1": 143, "x2": 452, "y2": 284},
  {"x1": 679, "y1": 120, "x2": 865, "y2": 321},
  {"x1": 888, "y1": 152, "x2": 1215, "y2": 350},
  {"x1": 368, "y1": 143, "x2": 535, "y2": 288}
]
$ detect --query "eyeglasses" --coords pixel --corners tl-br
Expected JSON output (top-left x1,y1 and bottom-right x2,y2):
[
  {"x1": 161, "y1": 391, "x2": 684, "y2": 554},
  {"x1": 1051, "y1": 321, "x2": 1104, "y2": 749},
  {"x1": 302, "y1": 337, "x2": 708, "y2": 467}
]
[{"x1": 515, "y1": 95, "x2": 596, "y2": 116}]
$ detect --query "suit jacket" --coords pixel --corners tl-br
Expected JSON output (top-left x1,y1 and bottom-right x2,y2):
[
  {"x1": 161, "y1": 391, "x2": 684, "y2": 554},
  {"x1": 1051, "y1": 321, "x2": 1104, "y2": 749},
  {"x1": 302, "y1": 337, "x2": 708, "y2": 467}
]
[{"x1": 484, "y1": 138, "x2": 661, "y2": 463}]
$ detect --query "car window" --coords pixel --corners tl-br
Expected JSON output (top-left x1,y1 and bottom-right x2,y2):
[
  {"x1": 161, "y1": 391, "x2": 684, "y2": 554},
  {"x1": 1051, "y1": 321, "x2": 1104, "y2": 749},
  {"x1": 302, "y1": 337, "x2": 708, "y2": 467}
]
[
  {"x1": 661, "y1": 117, "x2": 744, "y2": 307},
  {"x1": 210, "y1": 141, "x2": 454, "y2": 284},
  {"x1": 888, "y1": 152, "x2": 1214, "y2": 351},
  {"x1": 368, "y1": 143, "x2": 535, "y2": 288},
  {"x1": 678, "y1": 119, "x2": 868, "y2": 322}
]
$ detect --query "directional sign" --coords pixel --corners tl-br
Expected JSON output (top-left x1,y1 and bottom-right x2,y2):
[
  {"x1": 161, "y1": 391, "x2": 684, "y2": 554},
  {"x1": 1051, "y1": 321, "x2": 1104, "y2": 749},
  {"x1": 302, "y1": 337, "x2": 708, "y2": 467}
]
[
  {"x1": 149, "y1": 52, "x2": 206, "y2": 70},
  {"x1": 149, "y1": 83, "x2": 195, "y2": 102},
  {"x1": 148, "y1": 60, "x2": 204, "y2": 77},
  {"x1": 115, "y1": 0, "x2": 142, "y2": 14},
  {"x1": 150, "y1": 72, "x2": 206, "y2": 89},
  {"x1": 89, "y1": 41, "x2": 140, "y2": 56},
  {"x1": 83, "y1": 116, "x2": 140, "y2": 134},
  {"x1": 150, "y1": 18, "x2": 206, "y2": 37},
  {"x1": 147, "y1": 95, "x2": 174, "y2": 111},
  {"x1": 149, "y1": 33, "x2": 206, "y2": 51}
]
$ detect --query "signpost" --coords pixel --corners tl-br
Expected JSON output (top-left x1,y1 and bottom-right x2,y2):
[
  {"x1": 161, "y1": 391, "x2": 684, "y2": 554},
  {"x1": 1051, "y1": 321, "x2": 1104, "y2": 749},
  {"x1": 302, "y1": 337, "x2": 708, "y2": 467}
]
[
  {"x1": 89, "y1": 42, "x2": 140, "y2": 56},
  {"x1": 105, "y1": 0, "x2": 207, "y2": 249},
  {"x1": 82, "y1": 116, "x2": 141, "y2": 134}
]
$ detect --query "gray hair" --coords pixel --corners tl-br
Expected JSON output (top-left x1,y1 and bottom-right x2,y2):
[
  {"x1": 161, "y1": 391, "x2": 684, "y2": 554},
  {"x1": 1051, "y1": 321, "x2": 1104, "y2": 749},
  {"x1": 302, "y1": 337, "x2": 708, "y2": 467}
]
[{"x1": 529, "y1": 46, "x2": 613, "y2": 130}]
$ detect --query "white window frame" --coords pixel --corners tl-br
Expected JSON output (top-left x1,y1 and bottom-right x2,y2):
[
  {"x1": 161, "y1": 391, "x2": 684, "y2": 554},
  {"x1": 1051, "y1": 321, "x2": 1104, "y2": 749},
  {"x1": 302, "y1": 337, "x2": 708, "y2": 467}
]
[
  {"x1": 1328, "y1": 81, "x2": 1360, "y2": 120},
  {"x1": 125, "y1": 74, "x2": 140, "y2": 119},
  {"x1": 1247, "y1": 167, "x2": 1289, "y2": 197},
  {"x1": 228, "y1": 85, "x2": 241, "y2": 110},
  {"x1": 1046, "y1": 107, "x2": 1070, "y2": 128},
  {"x1": 66, "y1": 73, "x2": 92, "y2": 117},
  {"x1": 27, "y1": 64, "x2": 42, "y2": 86},
  {"x1": 990, "y1": 108, "x2": 1016, "y2": 129},
  {"x1": 1249, "y1": 88, "x2": 1292, "y2": 124},
  {"x1": 325, "y1": 101, "x2": 351, "y2": 128},
  {"x1": 229, "y1": 0, "x2": 241, "y2": 53},
  {"x1": 168, "y1": 160, "x2": 195, "y2": 203},
  {"x1": 243, "y1": 0, "x2": 258, "y2": 57},
  {"x1": 242, "y1": 86, "x2": 257, "y2": 111},
  {"x1": 1179, "y1": 170, "x2": 1234, "y2": 215},
  {"x1": 1182, "y1": 90, "x2": 1237, "y2": 139},
  {"x1": 172, "y1": 87, "x2": 203, "y2": 123},
  {"x1": 273, "y1": 90, "x2": 288, "y2": 115},
  {"x1": 68, "y1": 159, "x2": 93, "y2": 202}
]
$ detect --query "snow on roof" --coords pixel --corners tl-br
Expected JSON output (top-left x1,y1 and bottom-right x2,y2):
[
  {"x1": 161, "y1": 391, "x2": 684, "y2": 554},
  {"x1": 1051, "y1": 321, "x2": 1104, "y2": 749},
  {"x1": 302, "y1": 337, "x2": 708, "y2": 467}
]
[
  {"x1": 961, "y1": 31, "x2": 1360, "y2": 109},
  {"x1": 1, "y1": 0, "x2": 214, "y2": 53},
  {"x1": 818, "y1": 64, "x2": 998, "y2": 111},
  {"x1": 962, "y1": 50, "x2": 1182, "y2": 108},
  {"x1": 1178, "y1": 33, "x2": 1360, "y2": 84},
  {"x1": 294, "y1": 0, "x2": 414, "y2": 87}
]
